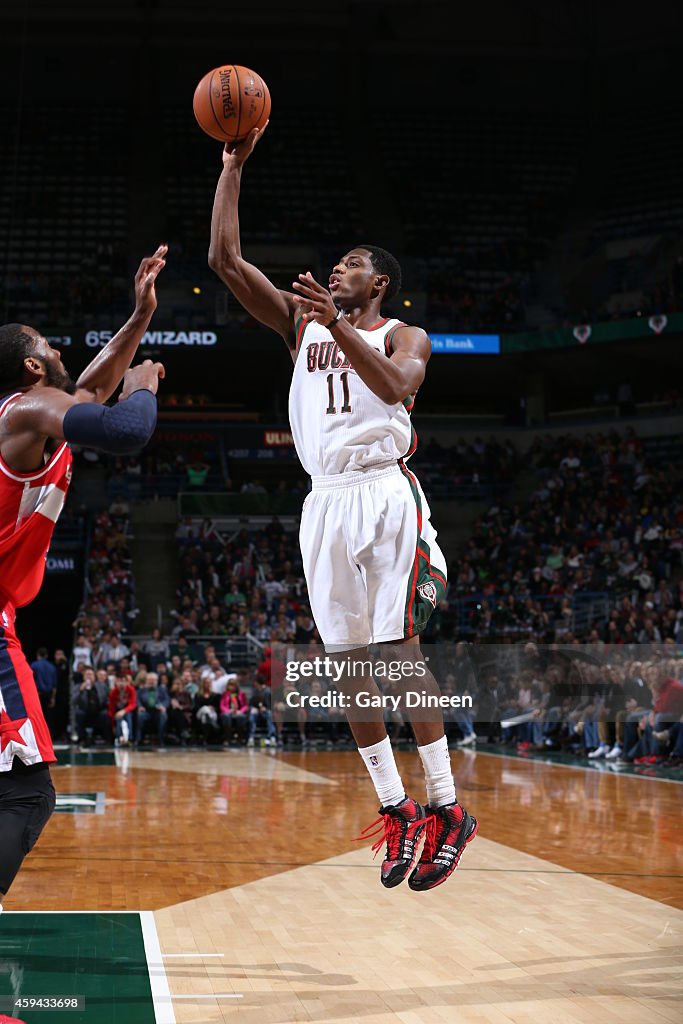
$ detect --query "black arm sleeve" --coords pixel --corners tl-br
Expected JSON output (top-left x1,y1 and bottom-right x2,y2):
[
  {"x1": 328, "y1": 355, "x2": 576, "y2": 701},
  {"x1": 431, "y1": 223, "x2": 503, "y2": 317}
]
[{"x1": 63, "y1": 389, "x2": 157, "y2": 454}]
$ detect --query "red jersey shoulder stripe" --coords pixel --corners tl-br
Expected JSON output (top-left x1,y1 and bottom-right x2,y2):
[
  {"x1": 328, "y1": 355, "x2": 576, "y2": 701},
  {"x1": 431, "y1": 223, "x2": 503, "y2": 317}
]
[{"x1": 364, "y1": 317, "x2": 390, "y2": 332}]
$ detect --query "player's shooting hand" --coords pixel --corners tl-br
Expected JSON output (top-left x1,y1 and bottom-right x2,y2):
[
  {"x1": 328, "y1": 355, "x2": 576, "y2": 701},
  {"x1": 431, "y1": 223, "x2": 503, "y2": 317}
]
[
  {"x1": 134, "y1": 244, "x2": 168, "y2": 315},
  {"x1": 291, "y1": 272, "x2": 338, "y2": 326},
  {"x1": 223, "y1": 121, "x2": 269, "y2": 169},
  {"x1": 119, "y1": 359, "x2": 166, "y2": 401}
]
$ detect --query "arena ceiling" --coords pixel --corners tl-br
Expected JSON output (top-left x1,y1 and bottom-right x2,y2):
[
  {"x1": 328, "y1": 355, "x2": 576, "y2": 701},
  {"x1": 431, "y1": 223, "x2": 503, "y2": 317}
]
[{"x1": 1, "y1": 0, "x2": 681, "y2": 59}]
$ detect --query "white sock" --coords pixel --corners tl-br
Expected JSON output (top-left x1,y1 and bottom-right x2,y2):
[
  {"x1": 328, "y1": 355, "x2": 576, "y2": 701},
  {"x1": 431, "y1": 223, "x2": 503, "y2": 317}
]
[
  {"x1": 418, "y1": 735, "x2": 456, "y2": 809},
  {"x1": 358, "y1": 736, "x2": 405, "y2": 808}
]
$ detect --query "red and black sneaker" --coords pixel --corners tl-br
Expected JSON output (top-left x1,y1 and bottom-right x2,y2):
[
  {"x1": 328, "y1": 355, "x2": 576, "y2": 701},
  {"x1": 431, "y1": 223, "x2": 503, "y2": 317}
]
[
  {"x1": 354, "y1": 796, "x2": 428, "y2": 888},
  {"x1": 408, "y1": 801, "x2": 478, "y2": 891}
]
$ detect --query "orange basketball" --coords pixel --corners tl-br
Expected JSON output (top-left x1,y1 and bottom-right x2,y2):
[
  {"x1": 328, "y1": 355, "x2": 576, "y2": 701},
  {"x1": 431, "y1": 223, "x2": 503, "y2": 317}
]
[{"x1": 192, "y1": 65, "x2": 271, "y2": 143}]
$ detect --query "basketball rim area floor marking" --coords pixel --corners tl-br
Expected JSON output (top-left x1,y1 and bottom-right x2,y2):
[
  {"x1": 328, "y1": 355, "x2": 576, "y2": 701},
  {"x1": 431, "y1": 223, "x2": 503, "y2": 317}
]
[{"x1": 0, "y1": 911, "x2": 175, "y2": 1024}]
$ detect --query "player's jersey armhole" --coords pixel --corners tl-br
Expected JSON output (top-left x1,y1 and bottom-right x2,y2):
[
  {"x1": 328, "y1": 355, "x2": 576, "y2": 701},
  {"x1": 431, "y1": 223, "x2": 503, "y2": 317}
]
[
  {"x1": 294, "y1": 316, "x2": 311, "y2": 360},
  {"x1": 0, "y1": 441, "x2": 69, "y2": 483},
  {"x1": 0, "y1": 393, "x2": 65, "y2": 482},
  {"x1": 383, "y1": 321, "x2": 408, "y2": 357}
]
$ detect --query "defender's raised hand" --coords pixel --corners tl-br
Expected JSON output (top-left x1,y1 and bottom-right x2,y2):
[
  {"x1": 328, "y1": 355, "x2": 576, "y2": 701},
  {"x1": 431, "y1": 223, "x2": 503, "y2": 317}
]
[
  {"x1": 119, "y1": 359, "x2": 166, "y2": 401},
  {"x1": 292, "y1": 271, "x2": 339, "y2": 326},
  {"x1": 134, "y1": 244, "x2": 168, "y2": 315}
]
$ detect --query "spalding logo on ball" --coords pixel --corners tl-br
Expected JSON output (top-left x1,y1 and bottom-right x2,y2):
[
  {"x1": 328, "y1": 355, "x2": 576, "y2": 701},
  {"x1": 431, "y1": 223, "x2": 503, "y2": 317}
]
[{"x1": 193, "y1": 64, "x2": 271, "y2": 142}]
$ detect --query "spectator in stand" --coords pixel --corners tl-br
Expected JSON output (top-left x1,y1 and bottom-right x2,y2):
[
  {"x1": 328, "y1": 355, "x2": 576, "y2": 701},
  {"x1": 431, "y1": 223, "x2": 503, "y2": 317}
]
[
  {"x1": 193, "y1": 678, "x2": 221, "y2": 745},
  {"x1": 625, "y1": 663, "x2": 683, "y2": 763},
  {"x1": 135, "y1": 671, "x2": 169, "y2": 746},
  {"x1": 167, "y1": 677, "x2": 192, "y2": 744},
  {"x1": 473, "y1": 671, "x2": 504, "y2": 742},
  {"x1": 247, "y1": 678, "x2": 278, "y2": 746},
  {"x1": 250, "y1": 611, "x2": 271, "y2": 643},
  {"x1": 297, "y1": 678, "x2": 336, "y2": 748},
  {"x1": 109, "y1": 494, "x2": 130, "y2": 517},
  {"x1": 256, "y1": 646, "x2": 287, "y2": 689},
  {"x1": 196, "y1": 643, "x2": 216, "y2": 672},
  {"x1": 30, "y1": 648, "x2": 58, "y2": 735},
  {"x1": 201, "y1": 655, "x2": 233, "y2": 695},
  {"x1": 224, "y1": 582, "x2": 246, "y2": 608},
  {"x1": 125, "y1": 641, "x2": 142, "y2": 674},
  {"x1": 263, "y1": 571, "x2": 288, "y2": 607},
  {"x1": 142, "y1": 627, "x2": 170, "y2": 668},
  {"x1": 294, "y1": 610, "x2": 316, "y2": 644},
  {"x1": 117, "y1": 656, "x2": 134, "y2": 681},
  {"x1": 175, "y1": 518, "x2": 199, "y2": 545},
  {"x1": 53, "y1": 647, "x2": 71, "y2": 740},
  {"x1": 108, "y1": 673, "x2": 137, "y2": 746},
  {"x1": 604, "y1": 661, "x2": 649, "y2": 759},
  {"x1": 169, "y1": 632, "x2": 203, "y2": 664},
  {"x1": 186, "y1": 458, "x2": 211, "y2": 488},
  {"x1": 98, "y1": 632, "x2": 130, "y2": 667},
  {"x1": 72, "y1": 634, "x2": 94, "y2": 672},
  {"x1": 220, "y1": 679, "x2": 249, "y2": 745},
  {"x1": 73, "y1": 668, "x2": 112, "y2": 744}
]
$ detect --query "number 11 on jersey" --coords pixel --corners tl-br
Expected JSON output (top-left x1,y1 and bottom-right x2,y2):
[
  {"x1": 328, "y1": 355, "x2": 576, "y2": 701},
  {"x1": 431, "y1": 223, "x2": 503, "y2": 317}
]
[{"x1": 326, "y1": 371, "x2": 352, "y2": 414}]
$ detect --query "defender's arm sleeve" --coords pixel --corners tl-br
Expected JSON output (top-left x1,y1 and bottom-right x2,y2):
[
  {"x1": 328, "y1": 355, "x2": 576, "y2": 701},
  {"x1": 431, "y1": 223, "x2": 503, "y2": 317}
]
[{"x1": 62, "y1": 389, "x2": 157, "y2": 454}]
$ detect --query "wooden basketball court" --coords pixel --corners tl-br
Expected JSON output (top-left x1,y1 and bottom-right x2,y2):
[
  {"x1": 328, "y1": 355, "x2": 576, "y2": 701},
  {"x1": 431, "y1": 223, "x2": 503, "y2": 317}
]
[{"x1": 1, "y1": 748, "x2": 681, "y2": 1023}]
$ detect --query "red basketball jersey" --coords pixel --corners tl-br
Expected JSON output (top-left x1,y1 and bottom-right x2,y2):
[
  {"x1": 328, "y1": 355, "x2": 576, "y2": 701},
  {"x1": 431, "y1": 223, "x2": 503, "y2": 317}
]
[
  {"x1": 0, "y1": 392, "x2": 73, "y2": 610},
  {"x1": 0, "y1": 391, "x2": 72, "y2": 769}
]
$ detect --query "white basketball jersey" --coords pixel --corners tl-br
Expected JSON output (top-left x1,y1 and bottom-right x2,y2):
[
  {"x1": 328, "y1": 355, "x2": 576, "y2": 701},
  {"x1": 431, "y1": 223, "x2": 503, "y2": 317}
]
[{"x1": 288, "y1": 316, "x2": 417, "y2": 477}]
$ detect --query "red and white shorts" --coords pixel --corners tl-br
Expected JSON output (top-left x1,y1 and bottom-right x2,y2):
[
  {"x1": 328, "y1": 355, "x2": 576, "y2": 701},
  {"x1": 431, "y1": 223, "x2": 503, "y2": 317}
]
[{"x1": 0, "y1": 603, "x2": 56, "y2": 771}]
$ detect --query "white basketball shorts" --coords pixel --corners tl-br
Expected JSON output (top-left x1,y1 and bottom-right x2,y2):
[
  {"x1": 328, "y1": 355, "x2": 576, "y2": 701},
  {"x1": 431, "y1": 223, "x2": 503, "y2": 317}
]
[{"x1": 299, "y1": 462, "x2": 447, "y2": 650}]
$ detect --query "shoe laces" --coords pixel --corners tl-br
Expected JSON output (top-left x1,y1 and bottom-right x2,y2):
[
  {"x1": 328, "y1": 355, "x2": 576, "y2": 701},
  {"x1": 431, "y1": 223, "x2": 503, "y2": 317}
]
[
  {"x1": 421, "y1": 813, "x2": 441, "y2": 862},
  {"x1": 421, "y1": 805, "x2": 461, "y2": 862},
  {"x1": 354, "y1": 809, "x2": 427, "y2": 861}
]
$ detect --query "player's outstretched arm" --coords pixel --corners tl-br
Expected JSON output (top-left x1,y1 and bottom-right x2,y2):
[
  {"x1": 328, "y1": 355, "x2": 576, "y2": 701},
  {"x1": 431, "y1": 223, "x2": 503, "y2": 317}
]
[
  {"x1": 208, "y1": 126, "x2": 297, "y2": 350},
  {"x1": 75, "y1": 246, "x2": 167, "y2": 403},
  {"x1": 3, "y1": 361, "x2": 165, "y2": 466}
]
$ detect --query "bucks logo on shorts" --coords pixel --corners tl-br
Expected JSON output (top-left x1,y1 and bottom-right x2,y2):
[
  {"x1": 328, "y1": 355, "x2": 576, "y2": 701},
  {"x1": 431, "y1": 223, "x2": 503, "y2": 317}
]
[{"x1": 417, "y1": 582, "x2": 438, "y2": 609}]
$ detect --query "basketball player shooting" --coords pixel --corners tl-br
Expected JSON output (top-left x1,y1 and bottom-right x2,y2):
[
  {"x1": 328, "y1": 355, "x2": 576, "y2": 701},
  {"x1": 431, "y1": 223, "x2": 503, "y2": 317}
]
[
  {"x1": 209, "y1": 129, "x2": 476, "y2": 891},
  {"x1": 0, "y1": 246, "x2": 167, "y2": 908}
]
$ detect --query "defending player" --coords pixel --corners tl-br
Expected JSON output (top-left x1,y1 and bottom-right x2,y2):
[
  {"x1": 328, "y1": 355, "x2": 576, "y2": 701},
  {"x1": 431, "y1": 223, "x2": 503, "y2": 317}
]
[
  {"x1": 0, "y1": 247, "x2": 167, "y2": 906},
  {"x1": 209, "y1": 132, "x2": 476, "y2": 891}
]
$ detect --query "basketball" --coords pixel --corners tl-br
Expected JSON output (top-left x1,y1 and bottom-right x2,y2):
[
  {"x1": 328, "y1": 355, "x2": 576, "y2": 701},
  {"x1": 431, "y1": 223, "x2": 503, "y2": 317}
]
[{"x1": 192, "y1": 64, "x2": 271, "y2": 143}]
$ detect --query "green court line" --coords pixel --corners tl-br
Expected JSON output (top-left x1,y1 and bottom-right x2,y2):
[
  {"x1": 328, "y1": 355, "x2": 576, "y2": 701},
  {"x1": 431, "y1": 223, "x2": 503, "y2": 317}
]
[
  {"x1": 0, "y1": 912, "x2": 161, "y2": 1024},
  {"x1": 54, "y1": 793, "x2": 105, "y2": 815},
  {"x1": 55, "y1": 751, "x2": 117, "y2": 767}
]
